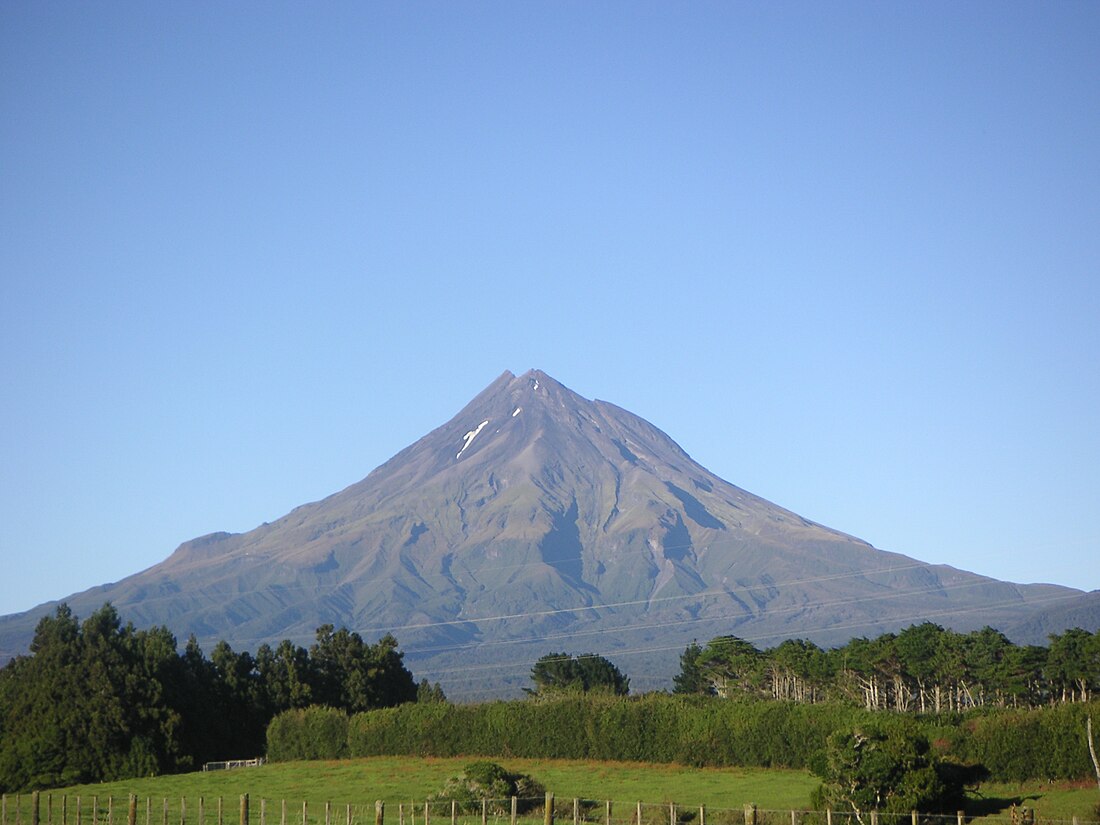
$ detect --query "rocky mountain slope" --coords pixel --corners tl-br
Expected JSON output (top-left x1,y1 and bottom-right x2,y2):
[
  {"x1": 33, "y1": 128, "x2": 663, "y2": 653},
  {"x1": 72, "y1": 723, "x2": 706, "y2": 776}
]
[{"x1": 0, "y1": 370, "x2": 1086, "y2": 697}]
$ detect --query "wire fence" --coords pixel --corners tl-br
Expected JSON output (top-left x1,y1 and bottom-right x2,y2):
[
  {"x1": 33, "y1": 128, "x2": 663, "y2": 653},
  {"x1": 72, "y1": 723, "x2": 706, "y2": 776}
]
[{"x1": 1, "y1": 795, "x2": 1095, "y2": 825}]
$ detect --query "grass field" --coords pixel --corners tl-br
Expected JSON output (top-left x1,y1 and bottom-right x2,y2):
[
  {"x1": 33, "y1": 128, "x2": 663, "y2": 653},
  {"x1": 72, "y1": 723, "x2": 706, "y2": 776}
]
[{"x1": 6, "y1": 758, "x2": 1097, "y2": 825}]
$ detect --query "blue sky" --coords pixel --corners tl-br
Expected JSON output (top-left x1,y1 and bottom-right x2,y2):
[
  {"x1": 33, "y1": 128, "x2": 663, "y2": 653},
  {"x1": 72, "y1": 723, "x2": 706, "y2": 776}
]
[{"x1": 2, "y1": 2, "x2": 1098, "y2": 619}]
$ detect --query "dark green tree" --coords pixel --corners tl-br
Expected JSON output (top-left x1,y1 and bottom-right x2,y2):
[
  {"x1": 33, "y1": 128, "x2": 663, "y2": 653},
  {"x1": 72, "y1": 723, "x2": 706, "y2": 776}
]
[
  {"x1": 813, "y1": 722, "x2": 986, "y2": 819},
  {"x1": 528, "y1": 652, "x2": 629, "y2": 695},
  {"x1": 417, "y1": 678, "x2": 448, "y2": 703},
  {"x1": 695, "y1": 635, "x2": 761, "y2": 698},
  {"x1": 672, "y1": 641, "x2": 709, "y2": 695}
]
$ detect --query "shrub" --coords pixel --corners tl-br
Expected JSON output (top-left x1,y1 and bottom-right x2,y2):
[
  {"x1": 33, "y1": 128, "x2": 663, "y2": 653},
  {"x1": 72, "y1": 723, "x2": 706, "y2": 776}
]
[
  {"x1": 427, "y1": 761, "x2": 545, "y2": 814},
  {"x1": 266, "y1": 706, "x2": 348, "y2": 761}
]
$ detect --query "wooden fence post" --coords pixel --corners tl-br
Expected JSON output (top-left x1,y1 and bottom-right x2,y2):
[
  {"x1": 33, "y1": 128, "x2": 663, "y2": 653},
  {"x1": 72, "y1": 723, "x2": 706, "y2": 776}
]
[
  {"x1": 375, "y1": 804, "x2": 384, "y2": 825},
  {"x1": 481, "y1": 801, "x2": 487, "y2": 825},
  {"x1": 573, "y1": 800, "x2": 579, "y2": 825},
  {"x1": 48, "y1": 795, "x2": 53, "y2": 825},
  {"x1": 743, "y1": 806, "x2": 755, "y2": 825},
  {"x1": 239, "y1": 796, "x2": 248, "y2": 825},
  {"x1": 423, "y1": 803, "x2": 428, "y2": 825},
  {"x1": 260, "y1": 801, "x2": 266, "y2": 825},
  {"x1": 31, "y1": 793, "x2": 39, "y2": 825},
  {"x1": 128, "y1": 797, "x2": 137, "y2": 825},
  {"x1": 606, "y1": 802, "x2": 611, "y2": 825},
  {"x1": 217, "y1": 801, "x2": 222, "y2": 825},
  {"x1": 826, "y1": 812, "x2": 831, "y2": 825},
  {"x1": 63, "y1": 797, "x2": 69, "y2": 825},
  {"x1": 280, "y1": 802, "x2": 285, "y2": 825},
  {"x1": 199, "y1": 801, "x2": 204, "y2": 825},
  {"x1": 511, "y1": 799, "x2": 517, "y2": 825},
  {"x1": 636, "y1": 803, "x2": 642, "y2": 825},
  {"x1": 301, "y1": 804, "x2": 306, "y2": 825},
  {"x1": 181, "y1": 799, "x2": 186, "y2": 825},
  {"x1": 669, "y1": 804, "x2": 675, "y2": 825},
  {"x1": 870, "y1": 812, "x2": 878, "y2": 825},
  {"x1": 791, "y1": 811, "x2": 797, "y2": 825},
  {"x1": 545, "y1": 795, "x2": 554, "y2": 825},
  {"x1": 2, "y1": 793, "x2": 7, "y2": 825},
  {"x1": 145, "y1": 799, "x2": 149, "y2": 825},
  {"x1": 699, "y1": 807, "x2": 705, "y2": 825},
  {"x1": 956, "y1": 813, "x2": 964, "y2": 825}
]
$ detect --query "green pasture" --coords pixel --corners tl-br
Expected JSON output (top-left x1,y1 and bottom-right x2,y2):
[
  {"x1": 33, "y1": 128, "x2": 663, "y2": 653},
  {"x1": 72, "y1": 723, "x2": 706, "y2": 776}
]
[{"x1": 7, "y1": 758, "x2": 1097, "y2": 825}]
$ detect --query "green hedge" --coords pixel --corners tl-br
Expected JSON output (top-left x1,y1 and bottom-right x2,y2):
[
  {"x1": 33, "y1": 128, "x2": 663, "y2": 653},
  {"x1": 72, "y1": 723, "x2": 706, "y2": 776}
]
[
  {"x1": 266, "y1": 695, "x2": 1100, "y2": 782},
  {"x1": 266, "y1": 705, "x2": 349, "y2": 761}
]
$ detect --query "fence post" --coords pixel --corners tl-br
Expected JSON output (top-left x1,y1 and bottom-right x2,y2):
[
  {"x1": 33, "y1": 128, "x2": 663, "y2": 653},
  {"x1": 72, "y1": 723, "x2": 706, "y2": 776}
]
[
  {"x1": 217, "y1": 801, "x2": 222, "y2": 825},
  {"x1": 545, "y1": 796, "x2": 554, "y2": 825},
  {"x1": 302, "y1": 803, "x2": 306, "y2": 825},
  {"x1": 449, "y1": 802, "x2": 455, "y2": 825},
  {"x1": 606, "y1": 802, "x2": 611, "y2": 825},
  {"x1": 2, "y1": 794, "x2": 7, "y2": 825},
  {"x1": 240, "y1": 796, "x2": 248, "y2": 825},
  {"x1": 669, "y1": 804, "x2": 675, "y2": 825},
  {"x1": 31, "y1": 794, "x2": 40, "y2": 825},
  {"x1": 399, "y1": 805, "x2": 404, "y2": 825},
  {"x1": 956, "y1": 813, "x2": 964, "y2": 825},
  {"x1": 77, "y1": 798, "x2": 82, "y2": 825},
  {"x1": 376, "y1": 804, "x2": 384, "y2": 825},
  {"x1": 574, "y1": 800, "x2": 579, "y2": 825},
  {"x1": 199, "y1": 801, "x2": 204, "y2": 825},
  {"x1": 182, "y1": 799, "x2": 186, "y2": 825},
  {"x1": 870, "y1": 812, "x2": 878, "y2": 825},
  {"x1": 145, "y1": 800, "x2": 150, "y2": 825},
  {"x1": 129, "y1": 798, "x2": 137, "y2": 825},
  {"x1": 63, "y1": 797, "x2": 69, "y2": 825},
  {"x1": 481, "y1": 801, "x2": 487, "y2": 825},
  {"x1": 699, "y1": 808, "x2": 705, "y2": 825},
  {"x1": 48, "y1": 796, "x2": 53, "y2": 825},
  {"x1": 826, "y1": 812, "x2": 831, "y2": 825},
  {"x1": 325, "y1": 803, "x2": 330, "y2": 825},
  {"x1": 791, "y1": 811, "x2": 797, "y2": 825},
  {"x1": 511, "y1": 799, "x2": 517, "y2": 825},
  {"x1": 423, "y1": 803, "x2": 429, "y2": 825},
  {"x1": 743, "y1": 806, "x2": 755, "y2": 825},
  {"x1": 261, "y1": 801, "x2": 267, "y2": 825},
  {"x1": 280, "y1": 802, "x2": 286, "y2": 825},
  {"x1": 636, "y1": 803, "x2": 641, "y2": 825}
]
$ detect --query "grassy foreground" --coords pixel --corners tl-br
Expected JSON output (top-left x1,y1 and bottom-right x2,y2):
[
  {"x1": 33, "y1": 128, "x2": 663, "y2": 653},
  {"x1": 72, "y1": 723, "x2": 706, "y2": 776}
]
[{"x1": 19, "y1": 757, "x2": 1099, "y2": 825}]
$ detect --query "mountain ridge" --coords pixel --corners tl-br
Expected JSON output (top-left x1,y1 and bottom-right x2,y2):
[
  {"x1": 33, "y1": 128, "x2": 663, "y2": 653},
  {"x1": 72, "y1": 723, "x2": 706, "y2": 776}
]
[{"x1": 1, "y1": 369, "x2": 1090, "y2": 696}]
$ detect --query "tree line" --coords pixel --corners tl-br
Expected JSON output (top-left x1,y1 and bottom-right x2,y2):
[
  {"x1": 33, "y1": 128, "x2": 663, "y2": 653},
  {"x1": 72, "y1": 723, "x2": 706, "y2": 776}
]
[
  {"x1": 673, "y1": 623, "x2": 1100, "y2": 711},
  {"x1": 0, "y1": 603, "x2": 432, "y2": 792}
]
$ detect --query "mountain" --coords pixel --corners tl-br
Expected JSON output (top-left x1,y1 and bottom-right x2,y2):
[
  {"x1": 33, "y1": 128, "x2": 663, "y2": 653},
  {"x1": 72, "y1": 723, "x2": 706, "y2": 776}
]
[{"x1": 0, "y1": 369, "x2": 1088, "y2": 697}]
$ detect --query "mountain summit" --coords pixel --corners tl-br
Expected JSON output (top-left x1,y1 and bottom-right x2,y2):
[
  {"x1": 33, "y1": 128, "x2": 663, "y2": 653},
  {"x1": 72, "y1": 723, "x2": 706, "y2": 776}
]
[{"x1": 0, "y1": 370, "x2": 1083, "y2": 695}]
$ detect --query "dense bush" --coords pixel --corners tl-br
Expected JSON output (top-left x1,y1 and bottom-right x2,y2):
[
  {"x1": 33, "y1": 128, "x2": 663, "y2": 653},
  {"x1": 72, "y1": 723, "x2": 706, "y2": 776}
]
[
  {"x1": 426, "y1": 761, "x2": 545, "y2": 813},
  {"x1": 266, "y1": 706, "x2": 349, "y2": 761},
  {"x1": 328, "y1": 694, "x2": 1100, "y2": 782}
]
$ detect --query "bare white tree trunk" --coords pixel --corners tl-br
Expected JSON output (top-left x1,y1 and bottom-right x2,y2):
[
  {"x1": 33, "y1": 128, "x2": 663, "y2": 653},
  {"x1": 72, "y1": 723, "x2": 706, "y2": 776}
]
[{"x1": 1087, "y1": 715, "x2": 1100, "y2": 793}]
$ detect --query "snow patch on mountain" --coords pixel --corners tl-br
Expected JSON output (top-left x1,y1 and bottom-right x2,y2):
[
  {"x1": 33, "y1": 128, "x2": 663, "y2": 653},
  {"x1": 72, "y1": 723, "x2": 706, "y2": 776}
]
[{"x1": 457, "y1": 420, "x2": 490, "y2": 459}]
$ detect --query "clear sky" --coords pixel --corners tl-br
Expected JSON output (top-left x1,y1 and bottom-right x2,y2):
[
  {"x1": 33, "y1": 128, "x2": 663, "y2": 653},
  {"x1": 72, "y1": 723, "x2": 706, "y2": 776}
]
[{"x1": 2, "y1": 2, "x2": 1098, "y2": 620}]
